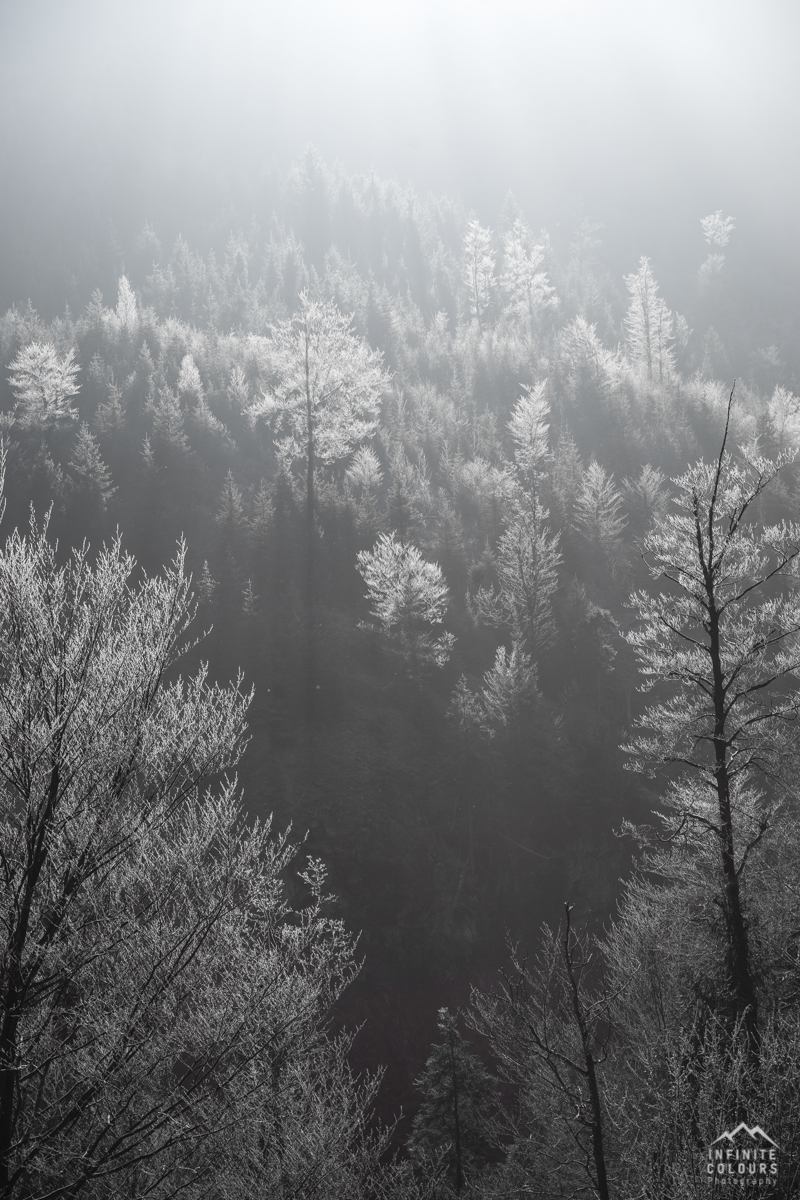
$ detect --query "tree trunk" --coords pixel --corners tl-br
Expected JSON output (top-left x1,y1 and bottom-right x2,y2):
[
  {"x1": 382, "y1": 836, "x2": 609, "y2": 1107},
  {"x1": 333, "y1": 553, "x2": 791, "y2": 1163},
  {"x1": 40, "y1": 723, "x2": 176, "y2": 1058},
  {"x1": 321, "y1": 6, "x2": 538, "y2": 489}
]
[
  {"x1": 563, "y1": 905, "x2": 611, "y2": 1200},
  {"x1": 449, "y1": 1031, "x2": 464, "y2": 1194},
  {"x1": 708, "y1": 607, "x2": 759, "y2": 1053},
  {"x1": 0, "y1": 765, "x2": 59, "y2": 1192},
  {"x1": 305, "y1": 331, "x2": 317, "y2": 726}
]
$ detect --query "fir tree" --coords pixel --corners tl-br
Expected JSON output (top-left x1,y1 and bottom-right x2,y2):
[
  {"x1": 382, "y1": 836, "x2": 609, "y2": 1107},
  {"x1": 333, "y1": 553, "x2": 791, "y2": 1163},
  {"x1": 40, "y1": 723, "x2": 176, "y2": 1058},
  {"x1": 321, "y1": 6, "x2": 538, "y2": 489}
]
[
  {"x1": 356, "y1": 532, "x2": 454, "y2": 673},
  {"x1": 216, "y1": 470, "x2": 246, "y2": 541},
  {"x1": 68, "y1": 422, "x2": 116, "y2": 512},
  {"x1": 463, "y1": 219, "x2": 495, "y2": 333},
  {"x1": 573, "y1": 459, "x2": 628, "y2": 569},
  {"x1": 408, "y1": 1008, "x2": 497, "y2": 1194},
  {"x1": 501, "y1": 218, "x2": 556, "y2": 331},
  {"x1": 480, "y1": 641, "x2": 539, "y2": 732},
  {"x1": 623, "y1": 256, "x2": 675, "y2": 383},
  {"x1": 197, "y1": 559, "x2": 217, "y2": 608}
]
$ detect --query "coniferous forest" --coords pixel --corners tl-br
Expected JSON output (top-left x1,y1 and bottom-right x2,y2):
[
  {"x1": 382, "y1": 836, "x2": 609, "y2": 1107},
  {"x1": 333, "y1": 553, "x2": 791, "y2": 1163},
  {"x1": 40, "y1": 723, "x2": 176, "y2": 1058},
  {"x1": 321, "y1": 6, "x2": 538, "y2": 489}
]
[{"x1": 3, "y1": 5, "x2": 800, "y2": 1196}]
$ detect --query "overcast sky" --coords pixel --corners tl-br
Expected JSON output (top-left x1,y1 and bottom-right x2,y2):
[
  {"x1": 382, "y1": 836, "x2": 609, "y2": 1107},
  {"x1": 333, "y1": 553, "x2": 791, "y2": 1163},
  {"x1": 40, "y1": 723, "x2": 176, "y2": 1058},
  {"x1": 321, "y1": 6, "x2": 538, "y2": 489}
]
[{"x1": 1, "y1": 0, "x2": 798, "y2": 301}]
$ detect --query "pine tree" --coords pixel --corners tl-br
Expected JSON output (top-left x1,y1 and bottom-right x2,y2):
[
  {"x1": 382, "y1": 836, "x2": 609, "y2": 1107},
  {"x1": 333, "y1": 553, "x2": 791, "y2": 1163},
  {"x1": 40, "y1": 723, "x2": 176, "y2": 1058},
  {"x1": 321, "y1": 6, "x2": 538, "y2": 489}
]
[
  {"x1": 148, "y1": 385, "x2": 189, "y2": 459},
  {"x1": 463, "y1": 218, "x2": 495, "y2": 333},
  {"x1": 473, "y1": 387, "x2": 561, "y2": 654},
  {"x1": 501, "y1": 218, "x2": 556, "y2": 330},
  {"x1": 93, "y1": 380, "x2": 125, "y2": 443},
  {"x1": 197, "y1": 559, "x2": 217, "y2": 608},
  {"x1": 242, "y1": 578, "x2": 258, "y2": 619},
  {"x1": 480, "y1": 641, "x2": 539, "y2": 731},
  {"x1": 473, "y1": 509, "x2": 561, "y2": 655},
  {"x1": 177, "y1": 353, "x2": 204, "y2": 401},
  {"x1": 623, "y1": 256, "x2": 675, "y2": 383},
  {"x1": 573, "y1": 459, "x2": 627, "y2": 566},
  {"x1": 549, "y1": 430, "x2": 584, "y2": 529},
  {"x1": 356, "y1": 532, "x2": 454, "y2": 673},
  {"x1": 621, "y1": 463, "x2": 668, "y2": 544},
  {"x1": 408, "y1": 1009, "x2": 497, "y2": 1194},
  {"x1": 507, "y1": 382, "x2": 550, "y2": 492},
  {"x1": 249, "y1": 479, "x2": 273, "y2": 557},
  {"x1": 346, "y1": 446, "x2": 384, "y2": 536},
  {"x1": 68, "y1": 422, "x2": 116, "y2": 512},
  {"x1": 699, "y1": 210, "x2": 735, "y2": 289}
]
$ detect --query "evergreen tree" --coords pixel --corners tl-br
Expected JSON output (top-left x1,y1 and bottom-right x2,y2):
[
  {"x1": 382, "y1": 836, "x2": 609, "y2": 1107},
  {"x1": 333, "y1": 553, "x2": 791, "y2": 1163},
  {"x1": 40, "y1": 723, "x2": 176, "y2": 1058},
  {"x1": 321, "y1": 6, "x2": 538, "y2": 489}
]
[
  {"x1": 147, "y1": 385, "x2": 189, "y2": 461},
  {"x1": 92, "y1": 379, "x2": 125, "y2": 443},
  {"x1": 480, "y1": 640, "x2": 539, "y2": 732},
  {"x1": 68, "y1": 422, "x2": 116, "y2": 512},
  {"x1": 472, "y1": 509, "x2": 561, "y2": 655},
  {"x1": 472, "y1": 387, "x2": 560, "y2": 654},
  {"x1": 463, "y1": 219, "x2": 495, "y2": 333},
  {"x1": 408, "y1": 1008, "x2": 497, "y2": 1194},
  {"x1": 500, "y1": 218, "x2": 556, "y2": 332},
  {"x1": 699, "y1": 210, "x2": 735, "y2": 289},
  {"x1": 573, "y1": 459, "x2": 627, "y2": 576},
  {"x1": 623, "y1": 256, "x2": 675, "y2": 383},
  {"x1": 356, "y1": 532, "x2": 454, "y2": 673}
]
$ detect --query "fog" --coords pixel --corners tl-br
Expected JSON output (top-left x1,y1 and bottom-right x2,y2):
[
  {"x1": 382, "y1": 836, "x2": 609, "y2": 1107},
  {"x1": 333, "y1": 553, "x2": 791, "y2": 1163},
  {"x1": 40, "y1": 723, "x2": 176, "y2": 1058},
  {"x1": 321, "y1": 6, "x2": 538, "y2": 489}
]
[
  {"x1": 4, "y1": 3, "x2": 800, "y2": 1188},
  {"x1": 2, "y1": 0, "x2": 800, "y2": 313}
]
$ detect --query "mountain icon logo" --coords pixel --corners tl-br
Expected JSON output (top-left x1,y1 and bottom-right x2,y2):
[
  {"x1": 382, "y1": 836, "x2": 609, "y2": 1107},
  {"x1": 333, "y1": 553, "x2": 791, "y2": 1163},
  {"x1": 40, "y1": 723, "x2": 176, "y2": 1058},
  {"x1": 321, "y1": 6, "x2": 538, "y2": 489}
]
[{"x1": 711, "y1": 1124, "x2": 778, "y2": 1149}]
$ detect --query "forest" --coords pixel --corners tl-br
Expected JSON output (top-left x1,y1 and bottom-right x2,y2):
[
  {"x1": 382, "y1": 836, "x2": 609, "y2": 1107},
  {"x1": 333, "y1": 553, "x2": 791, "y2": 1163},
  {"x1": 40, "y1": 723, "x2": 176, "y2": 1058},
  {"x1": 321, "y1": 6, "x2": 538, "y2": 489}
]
[{"x1": 2, "y1": 147, "x2": 800, "y2": 1197}]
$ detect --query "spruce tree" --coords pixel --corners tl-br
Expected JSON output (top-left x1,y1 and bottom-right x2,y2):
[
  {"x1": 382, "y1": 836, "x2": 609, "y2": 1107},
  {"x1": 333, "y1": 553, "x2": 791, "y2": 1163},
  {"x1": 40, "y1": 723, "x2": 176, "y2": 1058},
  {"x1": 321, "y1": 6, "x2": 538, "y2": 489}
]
[
  {"x1": 68, "y1": 422, "x2": 116, "y2": 513},
  {"x1": 408, "y1": 1008, "x2": 497, "y2": 1194}
]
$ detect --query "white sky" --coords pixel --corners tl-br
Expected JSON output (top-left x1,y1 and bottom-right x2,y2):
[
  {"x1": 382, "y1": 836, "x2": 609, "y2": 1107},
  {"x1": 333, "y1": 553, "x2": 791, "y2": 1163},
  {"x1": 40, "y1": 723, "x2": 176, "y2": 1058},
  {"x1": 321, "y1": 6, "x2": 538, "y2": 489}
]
[{"x1": 1, "y1": 0, "x2": 799, "y2": 282}]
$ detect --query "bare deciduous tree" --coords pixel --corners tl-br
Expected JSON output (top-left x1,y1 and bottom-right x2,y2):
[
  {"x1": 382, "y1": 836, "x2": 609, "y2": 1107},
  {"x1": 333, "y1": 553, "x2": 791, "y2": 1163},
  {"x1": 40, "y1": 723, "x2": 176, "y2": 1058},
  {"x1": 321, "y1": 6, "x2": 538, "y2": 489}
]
[{"x1": 0, "y1": 450, "x2": 378, "y2": 1198}]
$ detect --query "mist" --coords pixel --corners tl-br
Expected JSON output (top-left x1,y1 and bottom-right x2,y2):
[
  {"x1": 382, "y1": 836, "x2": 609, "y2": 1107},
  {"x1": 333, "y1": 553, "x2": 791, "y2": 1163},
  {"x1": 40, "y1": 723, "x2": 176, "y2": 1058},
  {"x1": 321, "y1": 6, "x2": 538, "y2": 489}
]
[
  {"x1": 2, "y1": 3, "x2": 800, "y2": 1194},
  {"x1": 3, "y1": 0, "x2": 800, "y2": 315}
]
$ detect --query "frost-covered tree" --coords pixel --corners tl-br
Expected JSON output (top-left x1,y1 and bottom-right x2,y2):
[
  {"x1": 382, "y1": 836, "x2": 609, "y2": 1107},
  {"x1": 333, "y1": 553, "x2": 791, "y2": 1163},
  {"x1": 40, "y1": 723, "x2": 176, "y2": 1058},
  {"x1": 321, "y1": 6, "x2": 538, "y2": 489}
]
[
  {"x1": 470, "y1": 912, "x2": 613, "y2": 1200},
  {"x1": 698, "y1": 210, "x2": 736, "y2": 287},
  {"x1": 622, "y1": 463, "x2": 668, "y2": 544},
  {"x1": 346, "y1": 446, "x2": 384, "y2": 536},
  {"x1": 473, "y1": 511, "x2": 560, "y2": 655},
  {"x1": 473, "y1": 387, "x2": 560, "y2": 654},
  {"x1": 574, "y1": 460, "x2": 627, "y2": 565},
  {"x1": 356, "y1": 532, "x2": 454, "y2": 673},
  {"x1": 507, "y1": 383, "x2": 550, "y2": 493},
  {"x1": 7, "y1": 342, "x2": 80, "y2": 431},
  {"x1": 216, "y1": 469, "x2": 246, "y2": 538},
  {"x1": 501, "y1": 218, "x2": 556, "y2": 330},
  {"x1": 623, "y1": 256, "x2": 675, "y2": 383},
  {"x1": 767, "y1": 385, "x2": 800, "y2": 454},
  {"x1": 68, "y1": 423, "x2": 116, "y2": 512},
  {"x1": 700, "y1": 210, "x2": 736, "y2": 250},
  {"x1": 623, "y1": 395, "x2": 800, "y2": 1053},
  {"x1": 108, "y1": 274, "x2": 139, "y2": 341},
  {"x1": 480, "y1": 641, "x2": 539, "y2": 730},
  {"x1": 177, "y1": 352, "x2": 204, "y2": 401},
  {"x1": 463, "y1": 219, "x2": 495, "y2": 333},
  {"x1": 0, "y1": 450, "x2": 386, "y2": 1198},
  {"x1": 147, "y1": 385, "x2": 189, "y2": 460},
  {"x1": 248, "y1": 294, "x2": 388, "y2": 612}
]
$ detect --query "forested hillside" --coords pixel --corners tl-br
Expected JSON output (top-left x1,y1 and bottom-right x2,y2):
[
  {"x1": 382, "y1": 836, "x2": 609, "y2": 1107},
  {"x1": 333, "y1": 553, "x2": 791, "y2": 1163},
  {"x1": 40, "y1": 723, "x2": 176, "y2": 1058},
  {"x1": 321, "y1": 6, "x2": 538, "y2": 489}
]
[{"x1": 2, "y1": 150, "x2": 800, "y2": 1195}]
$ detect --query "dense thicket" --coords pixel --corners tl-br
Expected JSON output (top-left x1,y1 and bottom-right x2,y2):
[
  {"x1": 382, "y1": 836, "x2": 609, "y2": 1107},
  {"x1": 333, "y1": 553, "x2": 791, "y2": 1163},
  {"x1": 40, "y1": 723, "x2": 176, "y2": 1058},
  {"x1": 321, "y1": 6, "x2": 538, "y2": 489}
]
[{"x1": 2, "y1": 150, "x2": 800, "y2": 1192}]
